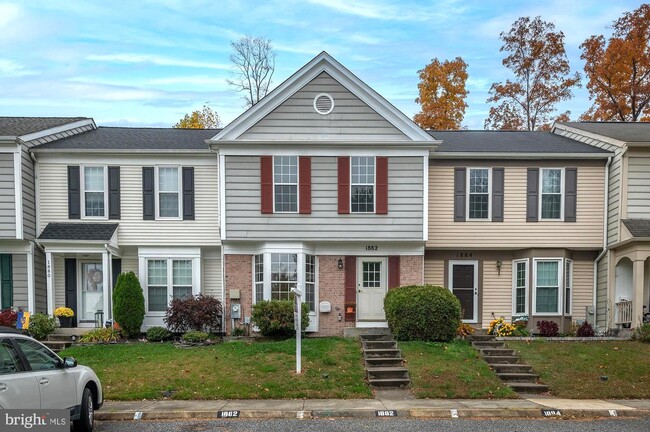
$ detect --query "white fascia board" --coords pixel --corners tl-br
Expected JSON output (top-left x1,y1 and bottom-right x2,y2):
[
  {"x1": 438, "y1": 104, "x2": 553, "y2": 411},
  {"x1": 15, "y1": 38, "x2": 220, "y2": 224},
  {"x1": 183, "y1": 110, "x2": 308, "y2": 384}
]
[
  {"x1": 31, "y1": 148, "x2": 212, "y2": 155},
  {"x1": 33, "y1": 153, "x2": 217, "y2": 166},
  {"x1": 0, "y1": 240, "x2": 32, "y2": 253},
  {"x1": 19, "y1": 119, "x2": 96, "y2": 142},
  {"x1": 212, "y1": 52, "x2": 434, "y2": 142},
  {"x1": 13, "y1": 147, "x2": 23, "y2": 239},
  {"x1": 223, "y1": 240, "x2": 425, "y2": 256},
  {"x1": 37, "y1": 241, "x2": 112, "y2": 254},
  {"x1": 431, "y1": 152, "x2": 613, "y2": 160},
  {"x1": 552, "y1": 124, "x2": 626, "y2": 149},
  {"x1": 214, "y1": 142, "x2": 437, "y2": 157}
]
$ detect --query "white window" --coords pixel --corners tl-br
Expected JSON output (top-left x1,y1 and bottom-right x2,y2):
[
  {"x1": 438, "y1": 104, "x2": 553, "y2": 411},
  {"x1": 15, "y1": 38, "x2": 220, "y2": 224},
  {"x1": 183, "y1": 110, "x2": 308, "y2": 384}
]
[
  {"x1": 565, "y1": 259, "x2": 573, "y2": 315},
  {"x1": 254, "y1": 254, "x2": 264, "y2": 303},
  {"x1": 533, "y1": 259, "x2": 562, "y2": 315},
  {"x1": 143, "y1": 256, "x2": 198, "y2": 313},
  {"x1": 305, "y1": 255, "x2": 316, "y2": 313},
  {"x1": 82, "y1": 166, "x2": 107, "y2": 218},
  {"x1": 540, "y1": 168, "x2": 563, "y2": 220},
  {"x1": 351, "y1": 156, "x2": 375, "y2": 213},
  {"x1": 271, "y1": 253, "x2": 298, "y2": 300},
  {"x1": 467, "y1": 168, "x2": 490, "y2": 220},
  {"x1": 273, "y1": 156, "x2": 298, "y2": 213},
  {"x1": 512, "y1": 259, "x2": 528, "y2": 316},
  {"x1": 156, "y1": 166, "x2": 181, "y2": 219}
]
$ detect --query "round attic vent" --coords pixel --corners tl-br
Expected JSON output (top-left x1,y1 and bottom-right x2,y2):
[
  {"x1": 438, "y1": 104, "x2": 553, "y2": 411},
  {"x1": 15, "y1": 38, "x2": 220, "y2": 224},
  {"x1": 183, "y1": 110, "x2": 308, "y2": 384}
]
[{"x1": 313, "y1": 93, "x2": 334, "y2": 115}]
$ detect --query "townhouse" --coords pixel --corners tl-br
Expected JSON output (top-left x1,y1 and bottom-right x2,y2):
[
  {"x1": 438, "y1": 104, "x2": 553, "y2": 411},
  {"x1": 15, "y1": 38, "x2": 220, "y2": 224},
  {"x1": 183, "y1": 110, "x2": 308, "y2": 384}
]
[
  {"x1": 553, "y1": 122, "x2": 650, "y2": 329},
  {"x1": 3, "y1": 52, "x2": 647, "y2": 336},
  {"x1": 0, "y1": 117, "x2": 94, "y2": 315}
]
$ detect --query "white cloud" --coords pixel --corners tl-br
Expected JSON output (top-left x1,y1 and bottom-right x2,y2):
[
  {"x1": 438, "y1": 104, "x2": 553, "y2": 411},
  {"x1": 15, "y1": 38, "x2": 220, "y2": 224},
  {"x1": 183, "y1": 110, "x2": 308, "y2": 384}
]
[
  {"x1": 0, "y1": 59, "x2": 36, "y2": 77},
  {"x1": 0, "y1": 3, "x2": 20, "y2": 27},
  {"x1": 85, "y1": 53, "x2": 230, "y2": 70},
  {"x1": 304, "y1": 0, "x2": 467, "y2": 22}
]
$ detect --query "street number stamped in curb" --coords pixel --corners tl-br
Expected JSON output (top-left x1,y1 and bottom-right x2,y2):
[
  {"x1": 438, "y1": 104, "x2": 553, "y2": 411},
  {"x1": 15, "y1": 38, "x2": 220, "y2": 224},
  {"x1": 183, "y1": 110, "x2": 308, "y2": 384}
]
[
  {"x1": 541, "y1": 409, "x2": 562, "y2": 417},
  {"x1": 609, "y1": 409, "x2": 618, "y2": 417},
  {"x1": 217, "y1": 410, "x2": 241, "y2": 418},
  {"x1": 450, "y1": 409, "x2": 459, "y2": 418},
  {"x1": 133, "y1": 412, "x2": 143, "y2": 420},
  {"x1": 376, "y1": 410, "x2": 397, "y2": 417}
]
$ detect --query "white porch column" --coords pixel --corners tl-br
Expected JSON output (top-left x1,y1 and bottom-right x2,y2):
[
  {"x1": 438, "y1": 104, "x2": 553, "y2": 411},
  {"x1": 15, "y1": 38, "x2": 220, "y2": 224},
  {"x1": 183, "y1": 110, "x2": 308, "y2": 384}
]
[
  {"x1": 632, "y1": 259, "x2": 645, "y2": 328},
  {"x1": 46, "y1": 252, "x2": 54, "y2": 316},
  {"x1": 102, "y1": 251, "x2": 110, "y2": 325},
  {"x1": 27, "y1": 243, "x2": 35, "y2": 313}
]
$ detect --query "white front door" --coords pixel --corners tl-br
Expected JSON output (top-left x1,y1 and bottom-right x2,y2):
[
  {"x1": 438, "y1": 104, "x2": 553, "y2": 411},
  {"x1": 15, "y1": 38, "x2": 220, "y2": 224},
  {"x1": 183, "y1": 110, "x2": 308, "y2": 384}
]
[
  {"x1": 357, "y1": 257, "x2": 388, "y2": 321},
  {"x1": 449, "y1": 260, "x2": 479, "y2": 323},
  {"x1": 78, "y1": 262, "x2": 104, "y2": 326}
]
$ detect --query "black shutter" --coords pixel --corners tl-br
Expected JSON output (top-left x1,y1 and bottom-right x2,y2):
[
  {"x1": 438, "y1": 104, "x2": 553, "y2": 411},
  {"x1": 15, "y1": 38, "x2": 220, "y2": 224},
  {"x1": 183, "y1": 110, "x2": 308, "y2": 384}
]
[
  {"x1": 64, "y1": 258, "x2": 77, "y2": 327},
  {"x1": 454, "y1": 168, "x2": 466, "y2": 222},
  {"x1": 182, "y1": 167, "x2": 195, "y2": 220},
  {"x1": 565, "y1": 168, "x2": 577, "y2": 222},
  {"x1": 112, "y1": 258, "x2": 122, "y2": 289},
  {"x1": 142, "y1": 167, "x2": 155, "y2": 220},
  {"x1": 0, "y1": 254, "x2": 13, "y2": 309},
  {"x1": 526, "y1": 168, "x2": 539, "y2": 222},
  {"x1": 108, "y1": 166, "x2": 121, "y2": 220},
  {"x1": 68, "y1": 166, "x2": 81, "y2": 219},
  {"x1": 492, "y1": 167, "x2": 504, "y2": 222}
]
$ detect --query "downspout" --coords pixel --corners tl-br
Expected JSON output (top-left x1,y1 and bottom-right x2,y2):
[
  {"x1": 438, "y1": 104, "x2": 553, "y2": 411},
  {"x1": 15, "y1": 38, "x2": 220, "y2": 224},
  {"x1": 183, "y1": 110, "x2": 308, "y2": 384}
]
[{"x1": 593, "y1": 156, "x2": 612, "y2": 328}]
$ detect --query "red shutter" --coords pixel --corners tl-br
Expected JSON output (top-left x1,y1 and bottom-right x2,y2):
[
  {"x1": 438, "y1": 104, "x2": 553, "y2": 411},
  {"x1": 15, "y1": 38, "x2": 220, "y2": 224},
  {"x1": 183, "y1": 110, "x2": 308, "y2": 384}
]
[
  {"x1": 388, "y1": 256, "x2": 400, "y2": 289},
  {"x1": 376, "y1": 157, "x2": 388, "y2": 214},
  {"x1": 260, "y1": 156, "x2": 273, "y2": 214},
  {"x1": 344, "y1": 256, "x2": 356, "y2": 322},
  {"x1": 338, "y1": 157, "x2": 350, "y2": 214},
  {"x1": 299, "y1": 156, "x2": 311, "y2": 214}
]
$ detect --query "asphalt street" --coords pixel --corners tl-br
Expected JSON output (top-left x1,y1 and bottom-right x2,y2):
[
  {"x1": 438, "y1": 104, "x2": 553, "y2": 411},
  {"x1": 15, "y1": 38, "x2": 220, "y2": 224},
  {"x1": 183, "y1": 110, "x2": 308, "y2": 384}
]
[{"x1": 95, "y1": 417, "x2": 650, "y2": 432}]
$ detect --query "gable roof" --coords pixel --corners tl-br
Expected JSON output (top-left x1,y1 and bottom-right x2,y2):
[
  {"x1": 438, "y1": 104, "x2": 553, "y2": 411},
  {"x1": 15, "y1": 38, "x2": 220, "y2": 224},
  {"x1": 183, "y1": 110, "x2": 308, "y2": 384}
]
[
  {"x1": 622, "y1": 219, "x2": 650, "y2": 238},
  {"x1": 38, "y1": 223, "x2": 118, "y2": 241},
  {"x1": 0, "y1": 117, "x2": 89, "y2": 137},
  {"x1": 212, "y1": 51, "x2": 434, "y2": 142},
  {"x1": 558, "y1": 122, "x2": 650, "y2": 144},
  {"x1": 32, "y1": 126, "x2": 219, "y2": 152},
  {"x1": 428, "y1": 130, "x2": 612, "y2": 158}
]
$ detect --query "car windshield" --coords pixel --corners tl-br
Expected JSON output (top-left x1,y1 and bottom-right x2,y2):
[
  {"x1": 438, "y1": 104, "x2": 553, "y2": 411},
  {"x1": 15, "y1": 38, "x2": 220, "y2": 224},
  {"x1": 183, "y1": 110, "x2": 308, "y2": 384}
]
[{"x1": 14, "y1": 339, "x2": 61, "y2": 371}]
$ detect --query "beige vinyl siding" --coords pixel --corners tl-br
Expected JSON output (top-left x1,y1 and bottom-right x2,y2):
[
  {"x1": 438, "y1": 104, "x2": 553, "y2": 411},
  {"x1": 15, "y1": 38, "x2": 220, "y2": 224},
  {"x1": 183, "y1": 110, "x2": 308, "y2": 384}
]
[
  {"x1": 482, "y1": 259, "x2": 512, "y2": 327},
  {"x1": 202, "y1": 247, "x2": 222, "y2": 299},
  {"x1": 423, "y1": 255, "x2": 444, "y2": 286},
  {"x1": 38, "y1": 156, "x2": 220, "y2": 246},
  {"x1": 554, "y1": 129, "x2": 620, "y2": 245},
  {"x1": 240, "y1": 72, "x2": 409, "y2": 141},
  {"x1": 21, "y1": 148, "x2": 36, "y2": 240},
  {"x1": 572, "y1": 259, "x2": 593, "y2": 321},
  {"x1": 34, "y1": 248, "x2": 47, "y2": 313},
  {"x1": 121, "y1": 251, "x2": 138, "y2": 275},
  {"x1": 596, "y1": 254, "x2": 608, "y2": 326},
  {"x1": 12, "y1": 253, "x2": 27, "y2": 308},
  {"x1": 225, "y1": 155, "x2": 423, "y2": 240},
  {"x1": 627, "y1": 155, "x2": 650, "y2": 218},
  {"x1": 428, "y1": 160, "x2": 605, "y2": 249},
  {"x1": 0, "y1": 153, "x2": 16, "y2": 238}
]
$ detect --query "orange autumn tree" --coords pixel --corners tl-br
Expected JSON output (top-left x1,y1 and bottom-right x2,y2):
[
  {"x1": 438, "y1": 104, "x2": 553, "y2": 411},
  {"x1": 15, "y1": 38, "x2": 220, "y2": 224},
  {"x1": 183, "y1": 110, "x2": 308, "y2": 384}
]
[
  {"x1": 414, "y1": 57, "x2": 469, "y2": 130},
  {"x1": 580, "y1": 4, "x2": 650, "y2": 122},
  {"x1": 174, "y1": 104, "x2": 221, "y2": 129},
  {"x1": 484, "y1": 16, "x2": 580, "y2": 130}
]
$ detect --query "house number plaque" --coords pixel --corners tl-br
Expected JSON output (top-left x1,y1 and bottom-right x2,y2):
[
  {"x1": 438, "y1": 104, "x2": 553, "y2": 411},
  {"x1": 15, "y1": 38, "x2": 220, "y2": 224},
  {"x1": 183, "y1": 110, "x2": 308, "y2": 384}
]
[
  {"x1": 366, "y1": 245, "x2": 378, "y2": 251},
  {"x1": 456, "y1": 251, "x2": 473, "y2": 258}
]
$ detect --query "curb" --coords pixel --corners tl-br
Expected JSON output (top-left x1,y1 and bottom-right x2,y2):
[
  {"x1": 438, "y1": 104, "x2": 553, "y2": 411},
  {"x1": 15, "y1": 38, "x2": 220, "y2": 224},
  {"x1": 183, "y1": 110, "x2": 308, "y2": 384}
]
[{"x1": 96, "y1": 408, "x2": 650, "y2": 421}]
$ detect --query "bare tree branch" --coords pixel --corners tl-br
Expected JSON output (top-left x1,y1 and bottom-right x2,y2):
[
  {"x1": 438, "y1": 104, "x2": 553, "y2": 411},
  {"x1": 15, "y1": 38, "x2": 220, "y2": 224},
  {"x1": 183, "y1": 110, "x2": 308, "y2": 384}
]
[{"x1": 226, "y1": 35, "x2": 276, "y2": 107}]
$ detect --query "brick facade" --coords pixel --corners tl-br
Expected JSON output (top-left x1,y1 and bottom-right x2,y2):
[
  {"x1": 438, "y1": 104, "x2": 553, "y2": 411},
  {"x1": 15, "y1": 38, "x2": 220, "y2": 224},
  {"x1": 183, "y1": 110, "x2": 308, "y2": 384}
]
[
  {"x1": 317, "y1": 255, "x2": 355, "y2": 336},
  {"x1": 399, "y1": 255, "x2": 424, "y2": 286},
  {"x1": 224, "y1": 254, "x2": 252, "y2": 335}
]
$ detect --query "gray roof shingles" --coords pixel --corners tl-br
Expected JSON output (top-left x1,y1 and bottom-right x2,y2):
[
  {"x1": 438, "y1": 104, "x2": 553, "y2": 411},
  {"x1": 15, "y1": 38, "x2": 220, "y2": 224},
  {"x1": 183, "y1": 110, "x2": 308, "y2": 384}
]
[
  {"x1": 0, "y1": 117, "x2": 88, "y2": 137},
  {"x1": 560, "y1": 122, "x2": 650, "y2": 143},
  {"x1": 622, "y1": 219, "x2": 650, "y2": 238},
  {"x1": 38, "y1": 223, "x2": 119, "y2": 241},
  {"x1": 32, "y1": 126, "x2": 220, "y2": 151},
  {"x1": 427, "y1": 130, "x2": 612, "y2": 154}
]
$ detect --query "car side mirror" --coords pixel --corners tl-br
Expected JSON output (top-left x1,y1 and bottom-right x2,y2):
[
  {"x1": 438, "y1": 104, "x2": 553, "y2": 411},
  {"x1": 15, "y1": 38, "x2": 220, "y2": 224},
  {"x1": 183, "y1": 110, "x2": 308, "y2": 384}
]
[{"x1": 63, "y1": 357, "x2": 77, "y2": 368}]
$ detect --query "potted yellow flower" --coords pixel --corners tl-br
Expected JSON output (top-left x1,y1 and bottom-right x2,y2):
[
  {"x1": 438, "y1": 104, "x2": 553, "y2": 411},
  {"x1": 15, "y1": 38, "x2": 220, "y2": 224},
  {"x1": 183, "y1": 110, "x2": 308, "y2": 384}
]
[{"x1": 54, "y1": 307, "x2": 74, "y2": 328}]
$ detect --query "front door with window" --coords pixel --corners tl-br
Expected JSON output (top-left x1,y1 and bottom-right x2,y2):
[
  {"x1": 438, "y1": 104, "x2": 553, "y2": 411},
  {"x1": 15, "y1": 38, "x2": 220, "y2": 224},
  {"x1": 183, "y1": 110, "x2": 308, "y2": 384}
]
[
  {"x1": 449, "y1": 261, "x2": 478, "y2": 323},
  {"x1": 79, "y1": 262, "x2": 103, "y2": 325},
  {"x1": 357, "y1": 257, "x2": 387, "y2": 321}
]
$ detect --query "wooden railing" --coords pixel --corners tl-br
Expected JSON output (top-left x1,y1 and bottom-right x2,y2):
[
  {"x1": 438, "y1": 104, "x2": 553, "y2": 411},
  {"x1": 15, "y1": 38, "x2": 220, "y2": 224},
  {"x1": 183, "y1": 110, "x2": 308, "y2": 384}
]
[{"x1": 615, "y1": 300, "x2": 633, "y2": 326}]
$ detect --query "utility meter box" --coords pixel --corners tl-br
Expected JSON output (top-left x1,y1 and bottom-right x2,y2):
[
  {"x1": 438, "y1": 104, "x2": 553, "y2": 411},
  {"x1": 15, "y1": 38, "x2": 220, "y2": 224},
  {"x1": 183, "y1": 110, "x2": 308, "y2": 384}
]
[{"x1": 231, "y1": 303, "x2": 241, "y2": 319}]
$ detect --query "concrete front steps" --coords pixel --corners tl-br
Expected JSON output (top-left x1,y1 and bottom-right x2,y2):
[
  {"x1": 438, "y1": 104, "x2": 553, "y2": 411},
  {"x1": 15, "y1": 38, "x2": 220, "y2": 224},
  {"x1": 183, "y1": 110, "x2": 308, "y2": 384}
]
[
  {"x1": 469, "y1": 334, "x2": 549, "y2": 394},
  {"x1": 361, "y1": 333, "x2": 410, "y2": 388},
  {"x1": 43, "y1": 333, "x2": 74, "y2": 353}
]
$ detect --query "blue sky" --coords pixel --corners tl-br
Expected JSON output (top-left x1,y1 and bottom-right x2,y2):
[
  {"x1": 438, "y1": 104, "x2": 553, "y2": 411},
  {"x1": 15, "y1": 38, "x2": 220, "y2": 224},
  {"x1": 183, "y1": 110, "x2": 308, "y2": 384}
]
[{"x1": 0, "y1": 0, "x2": 643, "y2": 129}]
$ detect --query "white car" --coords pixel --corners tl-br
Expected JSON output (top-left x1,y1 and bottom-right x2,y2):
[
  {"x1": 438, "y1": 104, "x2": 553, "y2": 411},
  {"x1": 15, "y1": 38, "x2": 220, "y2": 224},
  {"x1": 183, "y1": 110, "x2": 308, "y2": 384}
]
[{"x1": 0, "y1": 328, "x2": 103, "y2": 431}]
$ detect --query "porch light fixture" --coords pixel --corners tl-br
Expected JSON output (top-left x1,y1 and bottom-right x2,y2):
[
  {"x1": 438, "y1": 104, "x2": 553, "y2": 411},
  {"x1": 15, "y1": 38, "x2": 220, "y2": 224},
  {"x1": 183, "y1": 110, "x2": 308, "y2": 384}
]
[
  {"x1": 496, "y1": 260, "x2": 503, "y2": 275},
  {"x1": 337, "y1": 258, "x2": 343, "y2": 270}
]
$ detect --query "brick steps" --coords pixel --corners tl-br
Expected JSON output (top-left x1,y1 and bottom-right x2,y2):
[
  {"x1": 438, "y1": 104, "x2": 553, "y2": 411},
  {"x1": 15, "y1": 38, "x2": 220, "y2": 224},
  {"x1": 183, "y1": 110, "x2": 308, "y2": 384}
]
[{"x1": 361, "y1": 333, "x2": 410, "y2": 389}]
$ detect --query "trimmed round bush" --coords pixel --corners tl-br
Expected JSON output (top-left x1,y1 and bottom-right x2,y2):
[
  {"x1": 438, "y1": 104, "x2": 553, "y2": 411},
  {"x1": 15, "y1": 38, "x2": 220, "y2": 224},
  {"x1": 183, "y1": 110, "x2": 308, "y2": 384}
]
[
  {"x1": 384, "y1": 285, "x2": 461, "y2": 342},
  {"x1": 28, "y1": 313, "x2": 57, "y2": 340},
  {"x1": 146, "y1": 326, "x2": 171, "y2": 342},
  {"x1": 182, "y1": 330, "x2": 209, "y2": 344},
  {"x1": 112, "y1": 271, "x2": 145, "y2": 339},
  {"x1": 251, "y1": 300, "x2": 309, "y2": 339}
]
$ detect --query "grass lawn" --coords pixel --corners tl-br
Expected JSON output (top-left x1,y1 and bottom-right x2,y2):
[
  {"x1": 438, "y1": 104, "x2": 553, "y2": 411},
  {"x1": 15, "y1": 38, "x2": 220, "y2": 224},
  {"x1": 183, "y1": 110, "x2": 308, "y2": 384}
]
[
  {"x1": 507, "y1": 340, "x2": 650, "y2": 399},
  {"x1": 400, "y1": 340, "x2": 518, "y2": 399},
  {"x1": 60, "y1": 337, "x2": 372, "y2": 400}
]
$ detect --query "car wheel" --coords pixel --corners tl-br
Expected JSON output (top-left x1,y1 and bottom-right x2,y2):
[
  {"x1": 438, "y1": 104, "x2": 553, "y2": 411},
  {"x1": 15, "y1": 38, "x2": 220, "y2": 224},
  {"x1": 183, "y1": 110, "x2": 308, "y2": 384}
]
[{"x1": 73, "y1": 387, "x2": 94, "y2": 432}]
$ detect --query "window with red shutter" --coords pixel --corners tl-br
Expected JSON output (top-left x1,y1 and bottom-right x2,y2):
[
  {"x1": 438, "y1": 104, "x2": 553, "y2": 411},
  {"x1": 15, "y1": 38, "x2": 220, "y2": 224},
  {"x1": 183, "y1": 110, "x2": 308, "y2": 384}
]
[
  {"x1": 299, "y1": 156, "x2": 311, "y2": 214},
  {"x1": 337, "y1": 157, "x2": 350, "y2": 214},
  {"x1": 260, "y1": 156, "x2": 273, "y2": 214}
]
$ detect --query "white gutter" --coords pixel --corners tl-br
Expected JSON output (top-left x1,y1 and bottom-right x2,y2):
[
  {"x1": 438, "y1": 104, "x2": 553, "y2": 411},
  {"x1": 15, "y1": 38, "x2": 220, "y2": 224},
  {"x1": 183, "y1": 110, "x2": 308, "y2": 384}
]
[
  {"x1": 432, "y1": 152, "x2": 613, "y2": 160},
  {"x1": 593, "y1": 156, "x2": 612, "y2": 327}
]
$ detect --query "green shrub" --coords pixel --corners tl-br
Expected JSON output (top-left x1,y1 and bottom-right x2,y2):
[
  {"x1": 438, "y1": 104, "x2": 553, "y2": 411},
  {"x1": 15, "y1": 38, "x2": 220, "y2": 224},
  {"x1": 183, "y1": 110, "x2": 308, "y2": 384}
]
[
  {"x1": 112, "y1": 272, "x2": 145, "y2": 339},
  {"x1": 79, "y1": 328, "x2": 121, "y2": 343},
  {"x1": 146, "y1": 326, "x2": 171, "y2": 342},
  {"x1": 231, "y1": 326, "x2": 246, "y2": 337},
  {"x1": 633, "y1": 323, "x2": 650, "y2": 343},
  {"x1": 251, "y1": 300, "x2": 309, "y2": 339},
  {"x1": 28, "y1": 313, "x2": 57, "y2": 340},
  {"x1": 182, "y1": 330, "x2": 209, "y2": 344},
  {"x1": 384, "y1": 285, "x2": 461, "y2": 342}
]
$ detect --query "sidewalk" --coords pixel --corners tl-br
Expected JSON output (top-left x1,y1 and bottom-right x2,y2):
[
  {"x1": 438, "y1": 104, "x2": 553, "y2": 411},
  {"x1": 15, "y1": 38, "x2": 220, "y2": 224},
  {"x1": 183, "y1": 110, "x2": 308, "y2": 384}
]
[{"x1": 97, "y1": 396, "x2": 650, "y2": 421}]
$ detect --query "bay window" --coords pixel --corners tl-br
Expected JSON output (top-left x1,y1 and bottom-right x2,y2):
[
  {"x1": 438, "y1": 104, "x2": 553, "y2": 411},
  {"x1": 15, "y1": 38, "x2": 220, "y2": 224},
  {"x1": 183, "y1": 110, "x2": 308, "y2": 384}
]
[
  {"x1": 512, "y1": 259, "x2": 528, "y2": 315},
  {"x1": 533, "y1": 259, "x2": 561, "y2": 314}
]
